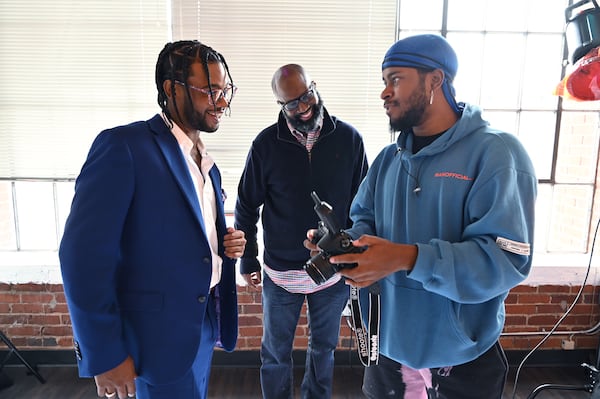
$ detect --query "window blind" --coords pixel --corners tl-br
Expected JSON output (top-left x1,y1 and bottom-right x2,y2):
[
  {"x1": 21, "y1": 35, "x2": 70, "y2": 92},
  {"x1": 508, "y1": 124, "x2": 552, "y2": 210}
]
[
  {"x1": 0, "y1": 0, "x2": 169, "y2": 179},
  {"x1": 171, "y1": 0, "x2": 398, "y2": 209}
]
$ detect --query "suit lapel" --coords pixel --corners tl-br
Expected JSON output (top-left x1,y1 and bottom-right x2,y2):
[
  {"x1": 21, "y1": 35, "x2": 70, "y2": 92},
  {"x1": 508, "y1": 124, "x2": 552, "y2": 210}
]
[{"x1": 148, "y1": 115, "x2": 207, "y2": 235}]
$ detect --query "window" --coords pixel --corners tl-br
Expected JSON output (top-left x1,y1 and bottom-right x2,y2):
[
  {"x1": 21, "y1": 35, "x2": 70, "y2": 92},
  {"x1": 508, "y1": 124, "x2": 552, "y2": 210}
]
[{"x1": 391, "y1": 0, "x2": 599, "y2": 257}]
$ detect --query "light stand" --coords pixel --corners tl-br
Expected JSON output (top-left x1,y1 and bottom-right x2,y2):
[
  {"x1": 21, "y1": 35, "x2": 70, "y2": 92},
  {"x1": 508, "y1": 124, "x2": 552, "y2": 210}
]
[
  {"x1": 525, "y1": 362, "x2": 600, "y2": 398},
  {"x1": 0, "y1": 330, "x2": 45, "y2": 386}
]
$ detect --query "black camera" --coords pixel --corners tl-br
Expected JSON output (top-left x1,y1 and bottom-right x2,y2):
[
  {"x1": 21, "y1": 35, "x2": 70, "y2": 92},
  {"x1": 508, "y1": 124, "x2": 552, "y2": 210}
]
[{"x1": 303, "y1": 191, "x2": 365, "y2": 285}]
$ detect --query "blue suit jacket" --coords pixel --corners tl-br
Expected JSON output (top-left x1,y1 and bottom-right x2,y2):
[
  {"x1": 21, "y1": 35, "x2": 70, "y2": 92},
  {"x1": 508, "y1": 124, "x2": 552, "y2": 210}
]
[{"x1": 59, "y1": 114, "x2": 238, "y2": 384}]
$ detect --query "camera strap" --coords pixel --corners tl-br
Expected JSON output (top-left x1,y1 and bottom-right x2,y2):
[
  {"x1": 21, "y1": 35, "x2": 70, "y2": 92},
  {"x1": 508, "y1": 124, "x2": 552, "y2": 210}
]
[{"x1": 349, "y1": 282, "x2": 380, "y2": 367}]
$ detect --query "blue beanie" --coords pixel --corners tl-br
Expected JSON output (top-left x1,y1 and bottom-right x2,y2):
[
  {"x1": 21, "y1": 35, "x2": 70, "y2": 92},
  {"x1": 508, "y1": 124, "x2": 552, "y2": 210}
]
[{"x1": 382, "y1": 34, "x2": 461, "y2": 113}]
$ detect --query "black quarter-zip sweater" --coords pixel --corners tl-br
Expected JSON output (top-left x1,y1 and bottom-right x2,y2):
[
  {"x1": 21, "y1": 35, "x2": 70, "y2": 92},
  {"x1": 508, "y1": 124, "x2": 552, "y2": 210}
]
[{"x1": 234, "y1": 108, "x2": 369, "y2": 273}]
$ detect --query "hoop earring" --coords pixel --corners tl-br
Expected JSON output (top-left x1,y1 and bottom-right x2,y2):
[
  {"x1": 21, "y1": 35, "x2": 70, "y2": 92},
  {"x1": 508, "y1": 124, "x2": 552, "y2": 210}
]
[{"x1": 429, "y1": 90, "x2": 434, "y2": 105}]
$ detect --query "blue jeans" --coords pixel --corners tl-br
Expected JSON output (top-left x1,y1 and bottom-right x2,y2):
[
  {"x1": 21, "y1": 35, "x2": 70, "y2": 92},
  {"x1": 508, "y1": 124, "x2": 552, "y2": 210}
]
[{"x1": 260, "y1": 273, "x2": 349, "y2": 399}]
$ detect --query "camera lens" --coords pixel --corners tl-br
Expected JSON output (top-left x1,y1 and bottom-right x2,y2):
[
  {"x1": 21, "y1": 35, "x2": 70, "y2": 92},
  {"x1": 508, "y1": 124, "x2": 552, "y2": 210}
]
[{"x1": 303, "y1": 253, "x2": 336, "y2": 285}]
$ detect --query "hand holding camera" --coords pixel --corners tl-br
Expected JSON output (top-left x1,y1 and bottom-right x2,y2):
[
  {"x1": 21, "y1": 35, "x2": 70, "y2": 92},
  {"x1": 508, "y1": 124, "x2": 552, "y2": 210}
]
[{"x1": 303, "y1": 191, "x2": 365, "y2": 284}]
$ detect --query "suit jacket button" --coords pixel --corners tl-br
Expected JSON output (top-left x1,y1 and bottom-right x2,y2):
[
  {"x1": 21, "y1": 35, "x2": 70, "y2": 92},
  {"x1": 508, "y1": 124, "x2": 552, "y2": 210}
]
[
  {"x1": 198, "y1": 296, "x2": 207, "y2": 303},
  {"x1": 202, "y1": 257, "x2": 210, "y2": 264}
]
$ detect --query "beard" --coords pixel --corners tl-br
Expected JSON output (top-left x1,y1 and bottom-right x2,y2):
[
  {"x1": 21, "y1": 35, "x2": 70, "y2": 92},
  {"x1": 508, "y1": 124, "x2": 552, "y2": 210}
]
[
  {"x1": 284, "y1": 91, "x2": 325, "y2": 133},
  {"x1": 389, "y1": 80, "x2": 429, "y2": 133},
  {"x1": 186, "y1": 107, "x2": 217, "y2": 133},
  {"x1": 180, "y1": 94, "x2": 219, "y2": 133}
]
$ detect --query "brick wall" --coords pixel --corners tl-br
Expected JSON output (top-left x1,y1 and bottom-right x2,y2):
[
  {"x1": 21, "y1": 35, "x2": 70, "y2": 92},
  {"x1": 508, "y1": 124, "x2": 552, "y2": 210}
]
[
  {"x1": 0, "y1": 283, "x2": 72, "y2": 349},
  {"x1": 1, "y1": 281, "x2": 599, "y2": 353},
  {"x1": 500, "y1": 284, "x2": 600, "y2": 351}
]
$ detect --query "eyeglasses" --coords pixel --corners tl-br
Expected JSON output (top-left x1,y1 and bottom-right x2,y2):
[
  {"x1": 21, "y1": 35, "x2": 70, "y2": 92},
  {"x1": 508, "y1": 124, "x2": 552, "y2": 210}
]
[
  {"x1": 175, "y1": 80, "x2": 237, "y2": 105},
  {"x1": 278, "y1": 83, "x2": 316, "y2": 112}
]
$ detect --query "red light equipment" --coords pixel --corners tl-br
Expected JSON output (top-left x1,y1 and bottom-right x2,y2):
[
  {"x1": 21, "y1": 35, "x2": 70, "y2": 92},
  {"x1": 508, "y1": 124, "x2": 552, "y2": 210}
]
[{"x1": 555, "y1": 0, "x2": 600, "y2": 101}]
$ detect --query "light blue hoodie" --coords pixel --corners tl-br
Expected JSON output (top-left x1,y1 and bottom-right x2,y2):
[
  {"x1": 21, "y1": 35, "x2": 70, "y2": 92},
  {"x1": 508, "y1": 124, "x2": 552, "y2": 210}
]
[{"x1": 348, "y1": 103, "x2": 537, "y2": 368}]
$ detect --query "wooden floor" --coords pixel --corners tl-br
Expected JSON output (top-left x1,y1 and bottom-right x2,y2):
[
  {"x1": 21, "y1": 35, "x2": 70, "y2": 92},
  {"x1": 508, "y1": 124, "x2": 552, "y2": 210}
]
[{"x1": 0, "y1": 364, "x2": 597, "y2": 398}]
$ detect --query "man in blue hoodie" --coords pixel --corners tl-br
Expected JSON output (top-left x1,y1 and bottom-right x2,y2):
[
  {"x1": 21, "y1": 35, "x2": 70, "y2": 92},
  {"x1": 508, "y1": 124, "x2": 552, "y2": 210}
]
[{"x1": 317, "y1": 34, "x2": 537, "y2": 398}]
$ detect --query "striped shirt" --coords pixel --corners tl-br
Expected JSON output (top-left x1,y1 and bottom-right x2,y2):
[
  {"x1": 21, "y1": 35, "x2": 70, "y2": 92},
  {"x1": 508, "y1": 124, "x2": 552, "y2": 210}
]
[
  {"x1": 287, "y1": 120, "x2": 322, "y2": 153},
  {"x1": 264, "y1": 263, "x2": 341, "y2": 294}
]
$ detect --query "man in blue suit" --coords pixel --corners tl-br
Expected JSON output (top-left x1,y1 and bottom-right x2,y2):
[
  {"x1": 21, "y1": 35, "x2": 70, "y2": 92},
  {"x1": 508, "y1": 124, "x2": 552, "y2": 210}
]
[{"x1": 59, "y1": 40, "x2": 246, "y2": 399}]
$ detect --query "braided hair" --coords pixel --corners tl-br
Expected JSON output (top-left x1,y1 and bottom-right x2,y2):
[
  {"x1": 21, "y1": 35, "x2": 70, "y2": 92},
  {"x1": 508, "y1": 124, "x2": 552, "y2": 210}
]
[{"x1": 155, "y1": 40, "x2": 234, "y2": 124}]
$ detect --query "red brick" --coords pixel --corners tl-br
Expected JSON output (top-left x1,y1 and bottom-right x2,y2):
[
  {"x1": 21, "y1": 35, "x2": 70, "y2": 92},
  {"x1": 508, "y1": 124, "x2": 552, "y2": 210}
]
[
  {"x1": 53, "y1": 292, "x2": 67, "y2": 303},
  {"x1": 56, "y1": 337, "x2": 75, "y2": 347},
  {"x1": 506, "y1": 304, "x2": 537, "y2": 314},
  {"x1": 527, "y1": 315, "x2": 562, "y2": 326},
  {"x1": 538, "y1": 285, "x2": 572, "y2": 293},
  {"x1": 10, "y1": 337, "x2": 27, "y2": 347},
  {"x1": 0, "y1": 293, "x2": 21, "y2": 304},
  {"x1": 240, "y1": 304, "x2": 263, "y2": 314},
  {"x1": 26, "y1": 337, "x2": 44, "y2": 347},
  {"x1": 536, "y1": 304, "x2": 570, "y2": 313},
  {"x1": 238, "y1": 336, "x2": 262, "y2": 349},
  {"x1": 10, "y1": 303, "x2": 44, "y2": 313},
  {"x1": 582, "y1": 293, "x2": 598, "y2": 304},
  {"x1": 519, "y1": 294, "x2": 551, "y2": 303},
  {"x1": 5, "y1": 326, "x2": 39, "y2": 336},
  {"x1": 238, "y1": 326, "x2": 263, "y2": 337},
  {"x1": 60, "y1": 314, "x2": 72, "y2": 325},
  {"x1": 564, "y1": 304, "x2": 595, "y2": 314},
  {"x1": 510, "y1": 285, "x2": 537, "y2": 293},
  {"x1": 549, "y1": 294, "x2": 577, "y2": 304},
  {"x1": 505, "y1": 315, "x2": 527, "y2": 326},
  {"x1": 20, "y1": 293, "x2": 55, "y2": 304},
  {"x1": 41, "y1": 326, "x2": 73, "y2": 336},
  {"x1": 46, "y1": 284, "x2": 65, "y2": 293},
  {"x1": 293, "y1": 337, "x2": 308, "y2": 348},
  {"x1": 0, "y1": 314, "x2": 29, "y2": 325},
  {"x1": 238, "y1": 315, "x2": 262, "y2": 327},
  {"x1": 45, "y1": 303, "x2": 70, "y2": 313},
  {"x1": 27, "y1": 314, "x2": 61, "y2": 325},
  {"x1": 14, "y1": 283, "x2": 46, "y2": 292},
  {"x1": 575, "y1": 336, "x2": 599, "y2": 348},
  {"x1": 580, "y1": 285, "x2": 595, "y2": 293}
]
